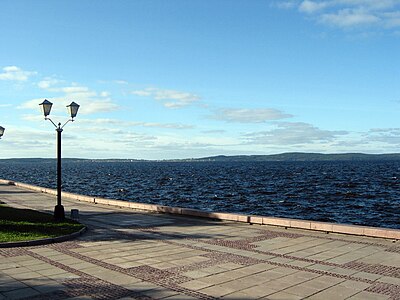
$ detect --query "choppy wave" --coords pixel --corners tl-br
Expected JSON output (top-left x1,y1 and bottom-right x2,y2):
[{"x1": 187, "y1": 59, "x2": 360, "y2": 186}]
[{"x1": 1, "y1": 160, "x2": 399, "y2": 229}]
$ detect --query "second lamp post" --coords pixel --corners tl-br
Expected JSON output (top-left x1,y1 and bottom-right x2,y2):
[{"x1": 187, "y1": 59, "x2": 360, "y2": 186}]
[{"x1": 39, "y1": 99, "x2": 80, "y2": 221}]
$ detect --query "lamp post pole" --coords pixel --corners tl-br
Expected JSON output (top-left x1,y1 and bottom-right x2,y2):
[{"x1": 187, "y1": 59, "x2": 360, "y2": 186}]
[
  {"x1": 39, "y1": 100, "x2": 80, "y2": 221},
  {"x1": 55, "y1": 124, "x2": 64, "y2": 220}
]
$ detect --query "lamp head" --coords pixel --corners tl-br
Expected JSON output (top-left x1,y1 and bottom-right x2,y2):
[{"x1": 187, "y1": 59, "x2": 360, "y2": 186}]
[
  {"x1": 0, "y1": 126, "x2": 4, "y2": 138},
  {"x1": 39, "y1": 99, "x2": 53, "y2": 117},
  {"x1": 66, "y1": 101, "x2": 80, "y2": 119}
]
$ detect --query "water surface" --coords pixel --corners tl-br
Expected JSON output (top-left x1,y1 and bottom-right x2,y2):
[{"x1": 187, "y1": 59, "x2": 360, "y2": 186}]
[{"x1": 1, "y1": 160, "x2": 399, "y2": 229}]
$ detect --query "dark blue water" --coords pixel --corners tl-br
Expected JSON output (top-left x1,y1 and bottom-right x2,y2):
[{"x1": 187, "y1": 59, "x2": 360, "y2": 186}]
[{"x1": 0, "y1": 160, "x2": 399, "y2": 229}]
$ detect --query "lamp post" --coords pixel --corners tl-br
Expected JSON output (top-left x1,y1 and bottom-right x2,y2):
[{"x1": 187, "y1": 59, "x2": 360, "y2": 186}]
[
  {"x1": 0, "y1": 126, "x2": 4, "y2": 139},
  {"x1": 39, "y1": 99, "x2": 80, "y2": 221}
]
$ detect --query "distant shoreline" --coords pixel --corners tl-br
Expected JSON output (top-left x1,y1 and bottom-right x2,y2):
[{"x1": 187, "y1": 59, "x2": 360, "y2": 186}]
[{"x1": 1, "y1": 152, "x2": 400, "y2": 162}]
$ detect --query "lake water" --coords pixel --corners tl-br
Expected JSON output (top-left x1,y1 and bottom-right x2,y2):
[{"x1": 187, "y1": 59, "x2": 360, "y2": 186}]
[{"x1": 1, "y1": 160, "x2": 399, "y2": 229}]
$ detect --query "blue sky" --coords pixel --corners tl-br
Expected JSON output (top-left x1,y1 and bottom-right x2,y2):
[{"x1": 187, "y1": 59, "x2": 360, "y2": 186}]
[{"x1": 0, "y1": 0, "x2": 399, "y2": 159}]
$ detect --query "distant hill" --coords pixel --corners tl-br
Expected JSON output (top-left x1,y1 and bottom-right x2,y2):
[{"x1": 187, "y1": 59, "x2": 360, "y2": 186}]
[
  {"x1": 1, "y1": 153, "x2": 400, "y2": 163},
  {"x1": 193, "y1": 152, "x2": 400, "y2": 162},
  {"x1": 0, "y1": 158, "x2": 89, "y2": 164}
]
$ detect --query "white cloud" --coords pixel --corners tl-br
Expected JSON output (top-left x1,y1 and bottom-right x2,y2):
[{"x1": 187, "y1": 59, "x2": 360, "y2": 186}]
[
  {"x1": 0, "y1": 66, "x2": 37, "y2": 81},
  {"x1": 243, "y1": 122, "x2": 348, "y2": 145},
  {"x1": 202, "y1": 129, "x2": 227, "y2": 134},
  {"x1": 132, "y1": 87, "x2": 201, "y2": 108},
  {"x1": 279, "y1": 0, "x2": 400, "y2": 31},
  {"x1": 299, "y1": 0, "x2": 331, "y2": 13},
  {"x1": 60, "y1": 86, "x2": 90, "y2": 94},
  {"x1": 383, "y1": 11, "x2": 400, "y2": 27},
  {"x1": 321, "y1": 8, "x2": 380, "y2": 27},
  {"x1": 272, "y1": 1, "x2": 300, "y2": 9},
  {"x1": 334, "y1": 0, "x2": 398, "y2": 11},
  {"x1": 366, "y1": 127, "x2": 400, "y2": 144},
  {"x1": 20, "y1": 95, "x2": 118, "y2": 116},
  {"x1": 80, "y1": 99, "x2": 119, "y2": 115},
  {"x1": 132, "y1": 90, "x2": 152, "y2": 97},
  {"x1": 33, "y1": 80, "x2": 119, "y2": 115},
  {"x1": 37, "y1": 77, "x2": 63, "y2": 89},
  {"x1": 81, "y1": 118, "x2": 194, "y2": 130},
  {"x1": 139, "y1": 122, "x2": 194, "y2": 129},
  {"x1": 0, "y1": 126, "x2": 55, "y2": 158},
  {"x1": 210, "y1": 108, "x2": 293, "y2": 123},
  {"x1": 100, "y1": 91, "x2": 111, "y2": 97}
]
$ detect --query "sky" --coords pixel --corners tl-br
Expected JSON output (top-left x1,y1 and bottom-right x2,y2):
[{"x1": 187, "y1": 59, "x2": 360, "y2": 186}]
[{"x1": 0, "y1": 0, "x2": 399, "y2": 159}]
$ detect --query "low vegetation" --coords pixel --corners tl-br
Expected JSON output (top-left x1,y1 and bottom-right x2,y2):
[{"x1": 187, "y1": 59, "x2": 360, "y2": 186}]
[{"x1": 0, "y1": 203, "x2": 84, "y2": 243}]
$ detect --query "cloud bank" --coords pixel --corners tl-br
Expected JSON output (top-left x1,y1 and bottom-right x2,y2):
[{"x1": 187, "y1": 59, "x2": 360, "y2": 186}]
[
  {"x1": 243, "y1": 122, "x2": 348, "y2": 145},
  {"x1": 132, "y1": 88, "x2": 201, "y2": 108},
  {"x1": 277, "y1": 0, "x2": 400, "y2": 30},
  {"x1": 20, "y1": 78, "x2": 120, "y2": 115},
  {"x1": 210, "y1": 108, "x2": 293, "y2": 123},
  {"x1": 0, "y1": 66, "x2": 37, "y2": 81}
]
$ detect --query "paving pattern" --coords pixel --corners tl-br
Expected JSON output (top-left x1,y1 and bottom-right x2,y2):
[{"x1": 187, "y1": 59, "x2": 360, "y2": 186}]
[{"x1": 0, "y1": 183, "x2": 399, "y2": 299}]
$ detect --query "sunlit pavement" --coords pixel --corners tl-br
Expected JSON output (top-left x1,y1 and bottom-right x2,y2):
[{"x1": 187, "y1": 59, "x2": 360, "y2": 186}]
[{"x1": 0, "y1": 183, "x2": 399, "y2": 300}]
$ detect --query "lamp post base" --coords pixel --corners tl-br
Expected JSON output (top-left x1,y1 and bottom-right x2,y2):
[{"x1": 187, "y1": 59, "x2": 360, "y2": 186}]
[{"x1": 54, "y1": 205, "x2": 65, "y2": 221}]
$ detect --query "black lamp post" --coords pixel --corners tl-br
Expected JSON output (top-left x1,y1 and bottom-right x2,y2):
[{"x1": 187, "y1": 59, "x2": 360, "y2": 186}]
[
  {"x1": 0, "y1": 126, "x2": 4, "y2": 139},
  {"x1": 39, "y1": 99, "x2": 80, "y2": 221}
]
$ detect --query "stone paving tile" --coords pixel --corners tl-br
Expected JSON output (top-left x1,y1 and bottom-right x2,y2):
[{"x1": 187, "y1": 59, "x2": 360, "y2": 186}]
[
  {"x1": 48, "y1": 272, "x2": 80, "y2": 281},
  {"x1": 328, "y1": 266, "x2": 359, "y2": 276},
  {"x1": 219, "y1": 277, "x2": 258, "y2": 291},
  {"x1": 231, "y1": 284, "x2": 279, "y2": 299},
  {"x1": 307, "y1": 263, "x2": 335, "y2": 272},
  {"x1": 378, "y1": 276, "x2": 400, "y2": 286},
  {"x1": 2, "y1": 266, "x2": 32, "y2": 276},
  {"x1": 199, "y1": 284, "x2": 236, "y2": 298},
  {"x1": 32, "y1": 282, "x2": 66, "y2": 294},
  {"x1": 260, "y1": 278, "x2": 298, "y2": 291},
  {"x1": 307, "y1": 283, "x2": 367, "y2": 300},
  {"x1": 162, "y1": 293, "x2": 200, "y2": 299},
  {"x1": 284, "y1": 284, "x2": 321, "y2": 298},
  {"x1": 0, "y1": 280, "x2": 28, "y2": 293},
  {"x1": 359, "y1": 252, "x2": 391, "y2": 265},
  {"x1": 197, "y1": 273, "x2": 234, "y2": 285},
  {"x1": 140, "y1": 287, "x2": 180, "y2": 299},
  {"x1": 4, "y1": 288, "x2": 41, "y2": 299},
  {"x1": 0, "y1": 275, "x2": 17, "y2": 286},
  {"x1": 268, "y1": 256, "x2": 294, "y2": 264},
  {"x1": 117, "y1": 261, "x2": 144, "y2": 269},
  {"x1": 270, "y1": 239, "x2": 333, "y2": 255},
  {"x1": 265, "y1": 291, "x2": 304, "y2": 300},
  {"x1": 348, "y1": 290, "x2": 391, "y2": 300},
  {"x1": 64, "y1": 295, "x2": 94, "y2": 299},
  {"x1": 181, "y1": 270, "x2": 211, "y2": 279},
  {"x1": 36, "y1": 267, "x2": 69, "y2": 277},
  {"x1": 119, "y1": 280, "x2": 159, "y2": 292},
  {"x1": 295, "y1": 274, "x2": 345, "y2": 290},
  {"x1": 353, "y1": 271, "x2": 383, "y2": 282},
  {"x1": 178, "y1": 279, "x2": 213, "y2": 291}
]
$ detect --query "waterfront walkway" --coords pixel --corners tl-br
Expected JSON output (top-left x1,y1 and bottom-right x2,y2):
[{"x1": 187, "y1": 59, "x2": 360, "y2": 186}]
[{"x1": 0, "y1": 183, "x2": 399, "y2": 300}]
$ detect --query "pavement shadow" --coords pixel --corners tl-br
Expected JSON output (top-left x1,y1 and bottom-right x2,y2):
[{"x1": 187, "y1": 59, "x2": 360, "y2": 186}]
[
  {"x1": 0, "y1": 190, "x2": 36, "y2": 194},
  {"x1": 72, "y1": 210, "x2": 237, "y2": 243}
]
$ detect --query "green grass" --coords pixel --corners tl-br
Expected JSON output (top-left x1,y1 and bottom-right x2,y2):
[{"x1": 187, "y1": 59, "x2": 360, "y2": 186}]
[{"x1": 0, "y1": 204, "x2": 84, "y2": 243}]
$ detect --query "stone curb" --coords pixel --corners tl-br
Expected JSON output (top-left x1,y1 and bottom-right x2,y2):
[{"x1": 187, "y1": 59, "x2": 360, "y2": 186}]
[
  {"x1": 1, "y1": 179, "x2": 399, "y2": 240},
  {"x1": 0, "y1": 226, "x2": 87, "y2": 248}
]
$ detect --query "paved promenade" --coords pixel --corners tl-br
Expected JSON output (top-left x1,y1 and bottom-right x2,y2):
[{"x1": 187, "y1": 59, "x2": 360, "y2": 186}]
[{"x1": 0, "y1": 183, "x2": 399, "y2": 300}]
